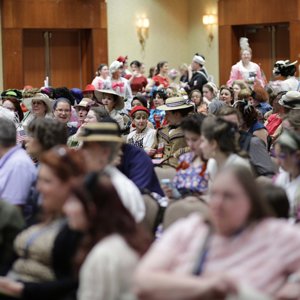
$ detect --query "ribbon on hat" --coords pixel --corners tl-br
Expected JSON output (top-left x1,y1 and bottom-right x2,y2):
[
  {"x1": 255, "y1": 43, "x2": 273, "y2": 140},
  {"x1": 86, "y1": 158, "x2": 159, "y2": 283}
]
[
  {"x1": 283, "y1": 98, "x2": 300, "y2": 107},
  {"x1": 112, "y1": 82, "x2": 124, "y2": 94},
  {"x1": 166, "y1": 98, "x2": 193, "y2": 108},
  {"x1": 82, "y1": 127, "x2": 119, "y2": 137}
]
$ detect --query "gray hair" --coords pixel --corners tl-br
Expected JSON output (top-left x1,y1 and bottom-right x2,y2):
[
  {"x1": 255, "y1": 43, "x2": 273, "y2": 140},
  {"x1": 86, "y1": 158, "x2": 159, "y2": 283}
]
[{"x1": 0, "y1": 118, "x2": 16, "y2": 147}]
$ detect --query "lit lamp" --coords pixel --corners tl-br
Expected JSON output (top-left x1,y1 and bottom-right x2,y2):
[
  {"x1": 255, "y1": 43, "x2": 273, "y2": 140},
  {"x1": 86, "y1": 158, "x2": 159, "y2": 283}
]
[
  {"x1": 202, "y1": 14, "x2": 217, "y2": 47},
  {"x1": 136, "y1": 16, "x2": 149, "y2": 51}
]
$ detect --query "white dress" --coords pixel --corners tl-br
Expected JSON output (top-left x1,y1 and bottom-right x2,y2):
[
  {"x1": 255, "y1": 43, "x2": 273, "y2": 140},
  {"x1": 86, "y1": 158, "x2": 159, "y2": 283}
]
[
  {"x1": 127, "y1": 127, "x2": 156, "y2": 152},
  {"x1": 78, "y1": 234, "x2": 138, "y2": 300}
]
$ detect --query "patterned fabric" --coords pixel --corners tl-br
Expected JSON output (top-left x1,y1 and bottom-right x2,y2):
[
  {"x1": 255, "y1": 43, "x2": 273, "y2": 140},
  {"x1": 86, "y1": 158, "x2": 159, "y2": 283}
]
[
  {"x1": 127, "y1": 136, "x2": 143, "y2": 149},
  {"x1": 173, "y1": 152, "x2": 209, "y2": 194}
]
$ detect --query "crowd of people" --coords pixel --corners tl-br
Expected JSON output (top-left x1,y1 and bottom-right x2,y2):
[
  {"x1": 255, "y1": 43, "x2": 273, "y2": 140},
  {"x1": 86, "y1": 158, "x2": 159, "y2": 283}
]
[{"x1": 0, "y1": 37, "x2": 300, "y2": 299}]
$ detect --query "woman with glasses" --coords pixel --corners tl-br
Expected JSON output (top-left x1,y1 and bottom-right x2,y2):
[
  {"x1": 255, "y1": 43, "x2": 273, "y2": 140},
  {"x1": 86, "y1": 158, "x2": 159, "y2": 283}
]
[
  {"x1": 134, "y1": 165, "x2": 300, "y2": 300},
  {"x1": 53, "y1": 98, "x2": 77, "y2": 137},
  {"x1": 22, "y1": 92, "x2": 53, "y2": 129}
]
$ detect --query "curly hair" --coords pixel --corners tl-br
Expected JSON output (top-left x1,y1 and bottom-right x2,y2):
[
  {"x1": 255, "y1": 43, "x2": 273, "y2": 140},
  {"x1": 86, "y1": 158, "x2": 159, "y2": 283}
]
[
  {"x1": 234, "y1": 100, "x2": 258, "y2": 128},
  {"x1": 27, "y1": 118, "x2": 68, "y2": 151},
  {"x1": 251, "y1": 84, "x2": 269, "y2": 103}
]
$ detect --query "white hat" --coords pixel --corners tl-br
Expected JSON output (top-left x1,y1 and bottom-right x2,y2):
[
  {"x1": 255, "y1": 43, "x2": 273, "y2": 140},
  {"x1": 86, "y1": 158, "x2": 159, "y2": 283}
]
[
  {"x1": 23, "y1": 93, "x2": 53, "y2": 113},
  {"x1": 193, "y1": 54, "x2": 205, "y2": 66},
  {"x1": 278, "y1": 91, "x2": 300, "y2": 110},
  {"x1": 109, "y1": 61, "x2": 123, "y2": 74}
]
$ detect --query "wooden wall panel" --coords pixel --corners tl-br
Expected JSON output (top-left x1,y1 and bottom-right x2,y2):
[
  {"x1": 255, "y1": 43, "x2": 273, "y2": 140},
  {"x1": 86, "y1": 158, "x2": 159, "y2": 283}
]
[
  {"x1": 2, "y1": 29, "x2": 23, "y2": 88},
  {"x1": 91, "y1": 28, "x2": 108, "y2": 77},
  {"x1": 2, "y1": 0, "x2": 103, "y2": 29},
  {"x1": 219, "y1": 0, "x2": 297, "y2": 26},
  {"x1": 289, "y1": 21, "x2": 300, "y2": 67}
]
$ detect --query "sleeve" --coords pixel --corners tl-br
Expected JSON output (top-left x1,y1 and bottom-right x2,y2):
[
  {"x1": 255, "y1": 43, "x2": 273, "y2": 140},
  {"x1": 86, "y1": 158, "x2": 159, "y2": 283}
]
[
  {"x1": 143, "y1": 129, "x2": 157, "y2": 150},
  {"x1": 226, "y1": 64, "x2": 240, "y2": 86},
  {"x1": 78, "y1": 250, "x2": 121, "y2": 300},
  {"x1": 137, "y1": 215, "x2": 204, "y2": 272},
  {"x1": 254, "y1": 64, "x2": 266, "y2": 87},
  {"x1": 3, "y1": 163, "x2": 36, "y2": 206},
  {"x1": 125, "y1": 81, "x2": 133, "y2": 102}
]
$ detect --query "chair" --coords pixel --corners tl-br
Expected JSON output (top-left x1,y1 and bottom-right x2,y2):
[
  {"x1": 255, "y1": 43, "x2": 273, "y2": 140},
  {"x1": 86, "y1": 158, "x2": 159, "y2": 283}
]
[{"x1": 163, "y1": 196, "x2": 208, "y2": 230}]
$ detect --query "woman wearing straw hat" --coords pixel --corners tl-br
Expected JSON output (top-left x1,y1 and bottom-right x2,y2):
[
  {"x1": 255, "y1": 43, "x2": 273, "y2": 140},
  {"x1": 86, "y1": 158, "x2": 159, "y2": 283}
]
[
  {"x1": 94, "y1": 89, "x2": 126, "y2": 130},
  {"x1": 150, "y1": 96, "x2": 194, "y2": 168},
  {"x1": 21, "y1": 93, "x2": 53, "y2": 129}
]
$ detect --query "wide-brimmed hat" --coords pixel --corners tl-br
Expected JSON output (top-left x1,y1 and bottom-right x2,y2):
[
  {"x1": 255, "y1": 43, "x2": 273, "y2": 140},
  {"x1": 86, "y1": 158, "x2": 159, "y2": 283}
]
[
  {"x1": 23, "y1": 93, "x2": 53, "y2": 113},
  {"x1": 278, "y1": 91, "x2": 300, "y2": 109},
  {"x1": 130, "y1": 105, "x2": 150, "y2": 117},
  {"x1": 94, "y1": 89, "x2": 124, "y2": 110},
  {"x1": 74, "y1": 98, "x2": 92, "y2": 110},
  {"x1": 157, "y1": 96, "x2": 194, "y2": 111},
  {"x1": 78, "y1": 122, "x2": 123, "y2": 143},
  {"x1": 277, "y1": 129, "x2": 300, "y2": 151}
]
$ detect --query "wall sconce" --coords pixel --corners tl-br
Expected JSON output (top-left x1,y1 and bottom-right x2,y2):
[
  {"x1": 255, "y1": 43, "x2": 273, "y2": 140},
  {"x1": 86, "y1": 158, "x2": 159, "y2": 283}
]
[
  {"x1": 202, "y1": 14, "x2": 217, "y2": 47},
  {"x1": 136, "y1": 16, "x2": 149, "y2": 51}
]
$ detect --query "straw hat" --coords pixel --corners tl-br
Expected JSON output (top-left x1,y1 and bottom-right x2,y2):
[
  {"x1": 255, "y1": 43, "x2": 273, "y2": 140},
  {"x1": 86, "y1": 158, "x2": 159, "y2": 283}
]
[
  {"x1": 74, "y1": 98, "x2": 92, "y2": 110},
  {"x1": 22, "y1": 93, "x2": 53, "y2": 113},
  {"x1": 278, "y1": 91, "x2": 300, "y2": 110},
  {"x1": 157, "y1": 96, "x2": 194, "y2": 111},
  {"x1": 78, "y1": 122, "x2": 123, "y2": 143},
  {"x1": 94, "y1": 89, "x2": 124, "y2": 110}
]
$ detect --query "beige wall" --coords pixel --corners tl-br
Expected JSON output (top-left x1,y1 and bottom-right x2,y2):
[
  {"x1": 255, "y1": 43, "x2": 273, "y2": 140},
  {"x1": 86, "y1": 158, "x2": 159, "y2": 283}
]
[
  {"x1": 188, "y1": 0, "x2": 218, "y2": 84},
  {"x1": 106, "y1": 0, "x2": 219, "y2": 85}
]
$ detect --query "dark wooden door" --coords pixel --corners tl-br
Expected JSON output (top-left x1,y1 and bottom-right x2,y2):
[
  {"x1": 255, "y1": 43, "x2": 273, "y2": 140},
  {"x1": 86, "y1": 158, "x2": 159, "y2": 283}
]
[
  {"x1": 232, "y1": 24, "x2": 290, "y2": 82},
  {"x1": 23, "y1": 29, "x2": 87, "y2": 88}
]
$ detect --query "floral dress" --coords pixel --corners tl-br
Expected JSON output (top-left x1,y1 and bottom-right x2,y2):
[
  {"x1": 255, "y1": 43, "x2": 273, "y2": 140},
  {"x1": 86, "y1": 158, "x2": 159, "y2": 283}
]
[{"x1": 173, "y1": 152, "x2": 209, "y2": 195}]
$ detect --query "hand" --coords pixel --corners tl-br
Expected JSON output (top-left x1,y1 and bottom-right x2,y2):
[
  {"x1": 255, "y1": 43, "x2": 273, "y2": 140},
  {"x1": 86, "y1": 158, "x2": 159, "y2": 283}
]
[
  {"x1": 202, "y1": 275, "x2": 238, "y2": 300},
  {"x1": 276, "y1": 282, "x2": 300, "y2": 300},
  {"x1": 0, "y1": 277, "x2": 23, "y2": 297},
  {"x1": 147, "y1": 148, "x2": 157, "y2": 157},
  {"x1": 161, "y1": 184, "x2": 173, "y2": 199}
]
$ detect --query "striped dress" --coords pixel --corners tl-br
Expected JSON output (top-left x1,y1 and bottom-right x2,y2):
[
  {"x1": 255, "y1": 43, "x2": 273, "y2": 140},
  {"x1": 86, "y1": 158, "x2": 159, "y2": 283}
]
[{"x1": 138, "y1": 214, "x2": 300, "y2": 297}]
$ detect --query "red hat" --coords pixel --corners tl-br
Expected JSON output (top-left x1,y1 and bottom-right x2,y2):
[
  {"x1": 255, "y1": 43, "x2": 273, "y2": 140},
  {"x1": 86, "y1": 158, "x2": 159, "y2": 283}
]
[
  {"x1": 130, "y1": 105, "x2": 150, "y2": 117},
  {"x1": 83, "y1": 84, "x2": 95, "y2": 93},
  {"x1": 116, "y1": 55, "x2": 128, "y2": 63}
]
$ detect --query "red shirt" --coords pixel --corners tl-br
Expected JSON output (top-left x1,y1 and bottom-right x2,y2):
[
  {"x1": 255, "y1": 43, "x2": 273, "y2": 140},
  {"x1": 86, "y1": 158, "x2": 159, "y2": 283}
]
[
  {"x1": 126, "y1": 75, "x2": 148, "y2": 93},
  {"x1": 266, "y1": 113, "x2": 282, "y2": 136},
  {"x1": 152, "y1": 75, "x2": 169, "y2": 88}
]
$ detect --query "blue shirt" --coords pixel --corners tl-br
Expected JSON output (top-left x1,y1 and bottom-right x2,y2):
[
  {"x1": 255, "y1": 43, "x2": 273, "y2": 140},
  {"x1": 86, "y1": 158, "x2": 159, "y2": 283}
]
[{"x1": 0, "y1": 145, "x2": 37, "y2": 205}]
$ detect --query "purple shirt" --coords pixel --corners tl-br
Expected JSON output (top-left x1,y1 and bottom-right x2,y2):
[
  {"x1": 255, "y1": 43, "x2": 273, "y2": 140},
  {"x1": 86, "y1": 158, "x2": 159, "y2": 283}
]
[{"x1": 0, "y1": 145, "x2": 37, "y2": 205}]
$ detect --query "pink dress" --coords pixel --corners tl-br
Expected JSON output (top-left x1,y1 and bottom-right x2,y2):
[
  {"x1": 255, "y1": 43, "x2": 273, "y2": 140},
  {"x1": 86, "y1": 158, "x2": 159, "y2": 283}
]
[
  {"x1": 227, "y1": 61, "x2": 265, "y2": 87},
  {"x1": 138, "y1": 214, "x2": 300, "y2": 297}
]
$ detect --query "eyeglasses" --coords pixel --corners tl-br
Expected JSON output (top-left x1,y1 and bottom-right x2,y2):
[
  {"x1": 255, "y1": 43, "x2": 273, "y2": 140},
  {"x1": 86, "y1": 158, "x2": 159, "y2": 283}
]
[
  {"x1": 55, "y1": 109, "x2": 71, "y2": 113},
  {"x1": 32, "y1": 101, "x2": 44, "y2": 105}
]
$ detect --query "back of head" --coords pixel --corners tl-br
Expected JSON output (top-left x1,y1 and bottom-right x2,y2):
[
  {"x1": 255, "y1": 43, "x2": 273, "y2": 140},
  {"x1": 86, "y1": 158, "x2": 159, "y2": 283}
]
[
  {"x1": 202, "y1": 116, "x2": 240, "y2": 154},
  {"x1": 252, "y1": 84, "x2": 269, "y2": 103},
  {"x1": 40, "y1": 146, "x2": 86, "y2": 182},
  {"x1": 180, "y1": 113, "x2": 206, "y2": 135},
  {"x1": 90, "y1": 106, "x2": 109, "y2": 122},
  {"x1": 258, "y1": 182, "x2": 289, "y2": 219},
  {"x1": 72, "y1": 171, "x2": 150, "y2": 264},
  {"x1": 27, "y1": 118, "x2": 68, "y2": 151},
  {"x1": 0, "y1": 118, "x2": 16, "y2": 148},
  {"x1": 234, "y1": 100, "x2": 258, "y2": 128}
]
